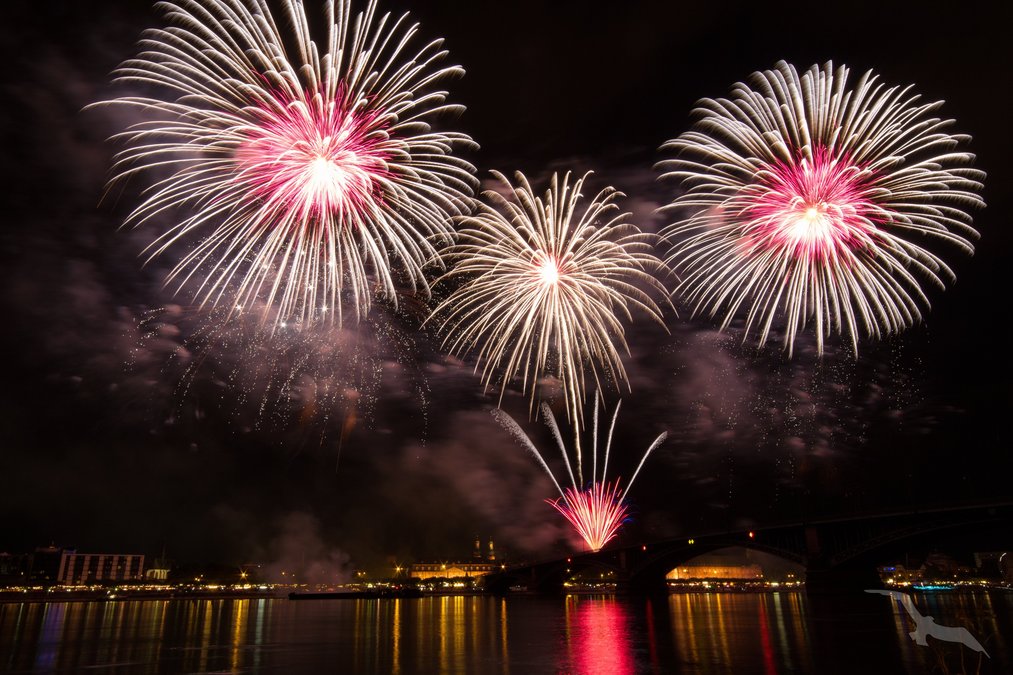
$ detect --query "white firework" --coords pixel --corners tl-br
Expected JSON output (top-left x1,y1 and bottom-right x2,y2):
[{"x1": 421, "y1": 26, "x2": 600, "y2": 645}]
[
  {"x1": 659, "y1": 60, "x2": 984, "y2": 355},
  {"x1": 102, "y1": 0, "x2": 476, "y2": 328},
  {"x1": 430, "y1": 170, "x2": 669, "y2": 449}
]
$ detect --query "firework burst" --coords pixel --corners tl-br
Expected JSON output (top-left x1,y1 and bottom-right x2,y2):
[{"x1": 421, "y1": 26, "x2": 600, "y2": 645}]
[
  {"x1": 103, "y1": 0, "x2": 476, "y2": 327},
  {"x1": 431, "y1": 170, "x2": 668, "y2": 460},
  {"x1": 493, "y1": 395, "x2": 667, "y2": 552},
  {"x1": 659, "y1": 60, "x2": 984, "y2": 355}
]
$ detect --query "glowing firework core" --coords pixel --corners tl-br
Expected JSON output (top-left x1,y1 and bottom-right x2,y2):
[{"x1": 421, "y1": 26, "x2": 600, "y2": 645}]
[
  {"x1": 537, "y1": 256, "x2": 562, "y2": 287},
  {"x1": 238, "y1": 98, "x2": 388, "y2": 221},
  {"x1": 747, "y1": 149, "x2": 876, "y2": 263}
]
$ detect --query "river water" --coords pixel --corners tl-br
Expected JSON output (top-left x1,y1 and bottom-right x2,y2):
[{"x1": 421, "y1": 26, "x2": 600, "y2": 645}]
[{"x1": 1, "y1": 591, "x2": 1010, "y2": 673}]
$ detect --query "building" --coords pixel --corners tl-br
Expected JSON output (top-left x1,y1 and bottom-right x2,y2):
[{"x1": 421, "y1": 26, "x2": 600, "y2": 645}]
[
  {"x1": 410, "y1": 538, "x2": 500, "y2": 580},
  {"x1": 409, "y1": 561, "x2": 500, "y2": 580},
  {"x1": 145, "y1": 556, "x2": 172, "y2": 581},
  {"x1": 57, "y1": 551, "x2": 145, "y2": 585},
  {"x1": 666, "y1": 564, "x2": 764, "y2": 581},
  {"x1": 28, "y1": 546, "x2": 65, "y2": 584},
  {"x1": 0, "y1": 552, "x2": 30, "y2": 585}
]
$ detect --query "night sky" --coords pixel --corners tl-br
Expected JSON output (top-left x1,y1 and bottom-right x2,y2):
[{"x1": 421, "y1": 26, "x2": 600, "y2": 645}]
[{"x1": 2, "y1": 0, "x2": 1011, "y2": 575}]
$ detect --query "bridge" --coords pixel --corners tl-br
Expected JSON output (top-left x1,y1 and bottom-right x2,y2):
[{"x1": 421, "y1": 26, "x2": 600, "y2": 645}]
[{"x1": 483, "y1": 500, "x2": 1013, "y2": 594}]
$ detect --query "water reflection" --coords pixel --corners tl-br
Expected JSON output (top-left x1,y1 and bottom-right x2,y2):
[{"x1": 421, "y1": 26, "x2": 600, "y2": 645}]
[
  {"x1": 665, "y1": 593, "x2": 812, "y2": 673},
  {"x1": 0, "y1": 591, "x2": 1009, "y2": 673},
  {"x1": 563, "y1": 596, "x2": 633, "y2": 674}
]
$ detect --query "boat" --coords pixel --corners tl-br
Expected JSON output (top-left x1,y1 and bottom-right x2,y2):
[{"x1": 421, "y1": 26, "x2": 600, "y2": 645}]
[{"x1": 289, "y1": 587, "x2": 423, "y2": 600}]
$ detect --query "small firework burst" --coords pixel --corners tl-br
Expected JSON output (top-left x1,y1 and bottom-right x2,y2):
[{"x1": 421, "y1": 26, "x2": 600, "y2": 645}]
[
  {"x1": 431, "y1": 170, "x2": 668, "y2": 453},
  {"x1": 493, "y1": 394, "x2": 667, "y2": 552},
  {"x1": 548, "y1": 481, "x2": 629, "y2": 553},
  {"x1": 103, "y1": 0, "x2": 476, "y2": 327},
  {"x1": 660, "y1": 60, "x2": 984, "y2": 355}
]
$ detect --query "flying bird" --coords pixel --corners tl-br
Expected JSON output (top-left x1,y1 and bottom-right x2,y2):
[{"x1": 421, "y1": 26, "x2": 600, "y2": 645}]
[{"x1": 866, "y1": 590, "x2": 989, "y2": 657}]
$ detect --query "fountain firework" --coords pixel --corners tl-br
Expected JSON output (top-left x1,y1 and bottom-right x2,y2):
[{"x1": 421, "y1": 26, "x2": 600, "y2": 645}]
[{"x1": 493, "y1": 395, "x2": 667, "y2": 552}]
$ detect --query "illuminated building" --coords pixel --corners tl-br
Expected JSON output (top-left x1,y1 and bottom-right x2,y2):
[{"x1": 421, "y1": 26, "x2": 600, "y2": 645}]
[
  {"x1": 410, "y1": 538, "x2": 500, "y2": 580},
  {"x1": 145, "y1": 556, "x2": 172, "y2": 581},
  {"x1": 409, "y1": 561, "x2": 499, "y2": 580},
  {"x1": 57, "y1": 550, "x2": 145, "y2": 584},
  {"x1": 666, "y1": 564, "x2": 764, "y2": 581}
]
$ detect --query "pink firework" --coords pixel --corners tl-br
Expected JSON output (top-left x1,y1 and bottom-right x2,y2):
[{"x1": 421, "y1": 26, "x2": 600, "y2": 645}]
[
  {"x1": 742, "y1": 147, "x2": 880, "y2": 264},
  {"x1": 661, "y1": 61, "x2": 984, "y2": 355},
  {"x1": 102, "y1": 0, "x2": 476, "y2": 327},
  {"x1": 493, "y1": 394, "x2": 667, "y2": 553},
  {"x1": 235, "y1": 91, "x2": 391, "y2": 224},
  {"x1": 547, "y1": 481, "x2": 629, "y2": 553}
]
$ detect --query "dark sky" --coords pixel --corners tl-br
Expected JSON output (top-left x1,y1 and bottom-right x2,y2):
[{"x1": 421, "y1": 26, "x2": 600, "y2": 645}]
[{"x1": 2, "y1": 0, "x2": 1011, "y2": 574}]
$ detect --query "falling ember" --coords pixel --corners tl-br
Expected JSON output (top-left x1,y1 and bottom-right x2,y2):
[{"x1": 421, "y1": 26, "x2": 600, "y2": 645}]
[
  {"x1": 493, "y1": 393, "x2": 667, "y2": 553},
  {"x1": 660, "y1": 60, "x2": 984, "y2": 355}
]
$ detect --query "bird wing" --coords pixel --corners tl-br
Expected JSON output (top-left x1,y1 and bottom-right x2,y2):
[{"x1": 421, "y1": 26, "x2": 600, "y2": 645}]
[
  {"x1": 929, "y1": 624, "x2": 990, "y2": 658},
  {"x1": 865, "y1": 589, "x2": 923, "y2": 621}
]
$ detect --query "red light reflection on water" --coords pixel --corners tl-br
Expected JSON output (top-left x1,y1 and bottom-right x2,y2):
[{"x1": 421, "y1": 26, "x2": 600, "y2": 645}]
[{"x1": 569, "y1": 598, "x2": 634, "y2": 675}]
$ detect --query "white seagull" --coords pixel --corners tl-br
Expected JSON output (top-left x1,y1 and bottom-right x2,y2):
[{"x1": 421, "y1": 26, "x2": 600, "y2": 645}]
[{"x1": 866, "y1": 590, "x2": 989, "y2": 658}]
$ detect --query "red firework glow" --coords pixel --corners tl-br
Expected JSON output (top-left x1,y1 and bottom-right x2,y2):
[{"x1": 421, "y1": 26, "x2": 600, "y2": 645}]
[
  {"x1": 494, "y1": 394, "x2": 667, "y2": 553},
  {"x1": 236, "y1": 92, "x2": 390, "y2": 222},
  {"x1": 548, "y1": 481, "x2": 629, "y2": 552},
  {"x1": 743, "y1": 147, "x2": 879, "y2": 263}
]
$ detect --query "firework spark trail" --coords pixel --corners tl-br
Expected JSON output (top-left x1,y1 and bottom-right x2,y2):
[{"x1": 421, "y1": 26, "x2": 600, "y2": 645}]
[
  {"x1": 102, "y1": 0, "x2": 476, "y2": 328},
  {"x1": 549, "y1": 481, "x2": 628, "y2": 554},
  {"x1": 433, "y1": 171, "x2": 669, "y2": 478},
  {"x1": 659, "y1": 60, "x2": 984, "y2": 355},
  {"x1": 493, "y1": 394, "x2": 667, "y2": 552}
]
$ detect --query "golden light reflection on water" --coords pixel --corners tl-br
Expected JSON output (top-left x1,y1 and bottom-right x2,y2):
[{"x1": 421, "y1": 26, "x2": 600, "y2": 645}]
[
  {"x1": 0, "y1": 591, "x2": 1008, "y2": 673},
  {"x1": 500, "y1": 597, "x2": 509, "y2": 675},
  {"x1": 230, "y1": 599, "x2": 248, "y2": 672},
  {"x1": 391, "y1": 598, "x2": 401, "y2": 675},
  {"x1": 668, "y1": 593, "x2": 812, "y2": 673}
]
